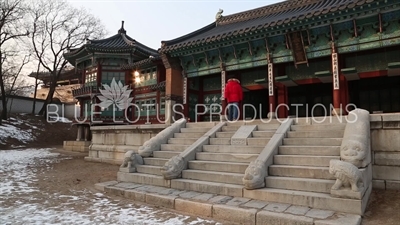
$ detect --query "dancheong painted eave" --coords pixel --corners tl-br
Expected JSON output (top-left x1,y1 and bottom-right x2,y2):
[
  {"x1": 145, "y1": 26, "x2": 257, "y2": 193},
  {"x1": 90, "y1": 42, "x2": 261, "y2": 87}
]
[
  {"x1": 64, "y1": 21, "x2": 159, "y2": 65},
  {"x1": 160, "y1": 0, "x2": 387, "y2": 54}
]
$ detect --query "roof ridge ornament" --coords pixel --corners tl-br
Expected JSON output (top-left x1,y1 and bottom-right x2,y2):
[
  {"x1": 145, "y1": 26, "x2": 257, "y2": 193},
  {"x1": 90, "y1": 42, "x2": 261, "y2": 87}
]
[
  {"x1": 215, "y1": 9, "x2": 223, "y2": 21},
  {"x1": 118, "y1": 20, "x2": 126, "y2": 34}
]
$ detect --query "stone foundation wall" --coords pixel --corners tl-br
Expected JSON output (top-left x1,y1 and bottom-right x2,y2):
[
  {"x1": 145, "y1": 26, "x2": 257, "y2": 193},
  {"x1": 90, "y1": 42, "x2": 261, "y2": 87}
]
[
  {"x1": 85, "y1": 124, "x2": 167, "y2": 164},
  {"x1": 63, "y1": 141, "x2": 91, "y2": 152},
  {"x1": 371, "y1": 113, "x2": 400, "y2": 190}
]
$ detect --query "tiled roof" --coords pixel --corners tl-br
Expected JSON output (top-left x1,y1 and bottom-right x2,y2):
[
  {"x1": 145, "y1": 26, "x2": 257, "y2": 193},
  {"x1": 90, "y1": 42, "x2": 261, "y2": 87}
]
[
  {"x1": 161, "y1": 0, "x2": 374, "y2": 53},
  {"x1": 64, "y1": 21, "x2": 158, "y2": 61},
  {"x1": 120, "y1": 55, "x2": 161, "y2": 70}
]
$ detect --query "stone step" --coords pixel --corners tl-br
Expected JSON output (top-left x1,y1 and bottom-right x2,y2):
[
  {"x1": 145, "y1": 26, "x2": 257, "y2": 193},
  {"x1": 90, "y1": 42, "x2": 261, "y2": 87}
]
[
  {"x1": 247, "y1": 138, "x2": 270, "y2": 146},
  {"x1": 210, "y1": 138, "x2": 231, "y2": 145},
  {"x1": 153, "y1": 151, "x2": 180, "y2": 159},
  {"x1": 274, "y1": 155, "x2": 340, "y2": 167},
  {"x1": 257, "y1": 123, "x2": 281, "y2": 130},
  {"x1": 171, "y1": 179, "x2": 243, "y2": 197},
  {"x1": 252, "y1": 131, "x2": 275, "y2": 138},
  {"x1": 195, "y1": 152, "x2": 258, "y2": 163},
  {"x1": 117, "y1": 172, "x2": 170, "y2": 187},
  {"x1": 182, "y1": 170, "x2": 243, "y2": 185},
  {"x1": 287, "y1": 130, "x2": 344, "y2": 138},
  {"x1": 226, "y1": 119, "x2": 281, "y2": 126},
  {"x1": 174, "y1": 132, "x2": 205, "y2": 138},
  {"x1": 278, "y1": 146, "x2": 340, "y2": 156},
  {"x1": 188, "y1": 160, "x2": 249, "y2": 173},
  {"x1": 291, "y1": 124, "x2": 346, "y2": 131},
  {"x1": 181, "y1": 127, "x2": 210, "y2": 133},
  {"x1": 243, "y1": 188, "x2": 364, "y2": 215},
  {"x1": 160, "y1": 144, "x2": 190, "y2": 151},
  {"x1": 136, "y1": 165, "x2": 162, "y2": 176},
  {"x1": 185, "y1": 122, "x2": 216, "y2": 128},
  {"x1": 168, "y1": 138, "x2": 200, "y2": 145},
  {"x1": 283, "y1": 138, "x2": 342, "y2": 146},
  {"x1": 265, "y1": 176, "x2": 335, "y2": 194},
  {"x1": 215, "y1": 132, "x2": 235, "y2": 138},
  {"x1": 221, "y1": 126, "x2": 240, "y2": 132},
  {"x1": 143, "y1": 158, "x2": 168, "y2": 167},
  {"x1": 202, "y1": 145, "x2": 263, "y2": 154},
  {"x1": 268, "y1": 165, "x2": 335, "y2": 180}
]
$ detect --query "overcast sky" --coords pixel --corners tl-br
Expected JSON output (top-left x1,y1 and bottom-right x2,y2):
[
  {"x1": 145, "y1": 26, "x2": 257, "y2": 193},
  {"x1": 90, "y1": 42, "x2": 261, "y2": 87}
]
[{"x1": 68, "y1": 0, "x2": 283, "y2": 50}]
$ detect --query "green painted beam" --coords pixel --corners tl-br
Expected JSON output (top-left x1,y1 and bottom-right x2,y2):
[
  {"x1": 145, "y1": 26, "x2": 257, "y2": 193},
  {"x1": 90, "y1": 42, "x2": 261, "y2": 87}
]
[
  {"x1": 314, "y1": 70, "x2": 332, "y2": 77},
  {"x1": 254, "y1": 78, "x2": 267, "y2": 84},
  {"x1": 388, "y1": 62, "x2": 400, "y2": 69},
  {"x1": 341, "y1": 67, "x2": 357, "y2": 74}
]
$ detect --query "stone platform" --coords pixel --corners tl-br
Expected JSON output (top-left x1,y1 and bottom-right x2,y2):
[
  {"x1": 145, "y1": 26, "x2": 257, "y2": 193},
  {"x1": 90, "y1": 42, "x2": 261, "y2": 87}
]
[
  {"x1": 63, "y1": 140, "x2": 90, "y2": 152},
  {"x1": 96, "y1": 181, "x2": 362, "y2": 225}
]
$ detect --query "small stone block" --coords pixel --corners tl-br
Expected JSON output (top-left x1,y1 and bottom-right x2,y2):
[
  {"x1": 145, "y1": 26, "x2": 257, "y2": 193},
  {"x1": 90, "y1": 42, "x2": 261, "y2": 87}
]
[
  {"x1": 104, "y1": 186, "x2": 125, "y2": 196},
  {"x1": 146, "y1": 193, "x2": 176, "y2": 209},
  {"x1": 256, "y1": 210, "x2": 314, "y2": 225},
  {"x1": 192, "y1": 193, "x2": 215, "y2": 202},
  {"x1": 314, "y1": 213, "x2": 361, "y2": 225},
  {"x1": 208, "y1": 195, "x2": 233, "y2": 204},
  {"x1": 94, "y1": 181, "x2": 118, "y2": 192},
  {"x1": 114, "y1": 182, "x2": 142, "y2": 189},
  {"x1": 124, "y1": 189, "x2": 146, "y2": 202},
  {"x1": 226, "y1": 197, "x2": 251, "y2": 206},
  {"x1": 147, "y1": 186, "x2": 170, "y2": 193},
  {"x1": 135, "y1": 185, "x2": 153, "y2": 192},
  {"x1": 263, "y1": 203, "x2": 291, "y2": 213},
  {"x1": 305, "y1": 209, "x2": 335, "y2": 219},
  {"x1": 178, "y1": 191, "x2": 202, "y2": 199},
  {"x1": 213, "y1": 204, "x2": 257, "y2": 225},
  {"x1": 386, "y1": 180, "x2": 400, "y2": 190},
  {"x1": 285, "y1": 205, "x2": 311, "y2": 216},
  {"x1": 372, "y1": 180, "x2": 386, "y2": 190},
  {"x1": 242, "y1": 200, "x2": 268, "y2": 209},
  {"x1": 175, "y1": 198, "x2": 212, "y2": 217},
  {"x1": 119, "y1": 167, "x2": 136, "y2": 173}
]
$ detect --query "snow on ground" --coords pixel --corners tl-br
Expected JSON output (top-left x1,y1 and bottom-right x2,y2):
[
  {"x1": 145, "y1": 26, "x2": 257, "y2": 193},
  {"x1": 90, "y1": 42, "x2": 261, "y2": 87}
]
[
  {"x1": 0, "y1": 148, "x2": 220, "y2": 225},
  {"x1": 0, "y1": 123, "x2": 35, "y2": 145}
]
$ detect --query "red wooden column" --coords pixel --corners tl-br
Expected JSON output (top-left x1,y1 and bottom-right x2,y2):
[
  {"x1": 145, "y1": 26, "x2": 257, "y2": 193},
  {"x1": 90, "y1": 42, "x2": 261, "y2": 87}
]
[
  {"x1": 340, "y1": 74, "x2": 349, "y2": 114},
  {"x1": 276, "y1": 82, "x2": 288, "y2": 118},
  {"x1": 331, "y1": 43, "x2": 342, "y2": 115},
  {"x1": 220, "y1": 64, "x2": 227, "y2": 121},
  {"x1": 268, "y1": 62, "x2": 276, "y2": 118},
  {"x1": 162, "y1": 54, "x2": 183, "y2": 125}
]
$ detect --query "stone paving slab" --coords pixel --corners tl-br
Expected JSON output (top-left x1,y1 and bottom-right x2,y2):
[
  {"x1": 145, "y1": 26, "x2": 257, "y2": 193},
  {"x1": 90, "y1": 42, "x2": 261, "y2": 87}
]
[{"x1": 96, "y1": 181, "x2": 362, "y2": 225}]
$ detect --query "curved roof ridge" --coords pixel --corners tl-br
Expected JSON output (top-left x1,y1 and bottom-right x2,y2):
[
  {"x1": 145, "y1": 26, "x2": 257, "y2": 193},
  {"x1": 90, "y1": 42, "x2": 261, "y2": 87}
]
[
  {"x1": 217, "y1": 0, "x2": 322, "y2": 26},
  {"x1": 161, "y1": 22, "x2": 216, "y2": 47}
]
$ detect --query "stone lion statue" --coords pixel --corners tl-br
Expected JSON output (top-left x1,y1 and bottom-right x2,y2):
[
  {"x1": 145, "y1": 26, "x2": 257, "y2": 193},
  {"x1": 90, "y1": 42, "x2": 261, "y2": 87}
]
[
  {"x1": 243, "y1": 160, "x2": 266, "y2": 190},
  {"x1": 329, "y1": 159, "x2": 363, "y2": 192},
  {"x1": 120, "y1": 150, "x2": 143, "y2": 173},
  {"x1": 161, "y1": 155, "x2": 186, "y2": 180}
]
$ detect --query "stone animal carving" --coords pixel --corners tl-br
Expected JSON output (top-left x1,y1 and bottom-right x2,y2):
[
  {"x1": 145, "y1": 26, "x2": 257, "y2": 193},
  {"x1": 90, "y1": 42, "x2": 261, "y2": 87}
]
[
  {"x1": 120, "y1": 150, "x2": 143, "y2": 173},
  {"x1": 138, "y1": 118, "x2": 186, "y2": 157},
  {"x1": 340, "y1": 108, "x2": 371, "y2": 168},
  {"x1": 243, "y1": 160, "x2": 266, "y2": 190},
  {"x1": 215, "y1": 9, "x2": 223, "y2": 20},
  {"x1": 161, "y1": 155, "x2": 185, "y2": 179},
  {"x1": 329, "y1": 159, "x2": 363, "y2": 192}
]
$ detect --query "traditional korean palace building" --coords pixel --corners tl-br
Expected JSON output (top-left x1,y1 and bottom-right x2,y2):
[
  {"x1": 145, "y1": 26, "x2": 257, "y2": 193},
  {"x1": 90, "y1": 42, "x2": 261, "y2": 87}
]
[
  {"x1": 64, "y1": 22, "x2": 167, "y2": 126},
  {"x1": 65, "y1": 0, "x2": 400, "y2": 126},
  {"x1": 160, "y1": 0, "x2": 400, "y2": 121}
]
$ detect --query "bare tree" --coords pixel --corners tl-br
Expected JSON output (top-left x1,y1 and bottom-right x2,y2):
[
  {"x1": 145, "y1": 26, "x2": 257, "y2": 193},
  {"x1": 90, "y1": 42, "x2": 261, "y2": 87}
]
[
  {"x1": 29, "y1": 0, "x2": 106, "y2": 116},
  {"x1": 0, "y1": 0, "x2": 29, "y2": 123}
]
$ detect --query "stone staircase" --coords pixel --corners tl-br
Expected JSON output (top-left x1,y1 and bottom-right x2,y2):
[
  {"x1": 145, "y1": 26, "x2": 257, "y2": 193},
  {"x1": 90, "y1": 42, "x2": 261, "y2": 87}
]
[
  {"x1": 243, "y1": 119, "x2": 371, "y2": 215},
  {"x1": 118, "y1": 122, "x2": 217, "y2": 187},
  {"x1": 170, "y1": 120, "x2": 281, "y2": 197}
]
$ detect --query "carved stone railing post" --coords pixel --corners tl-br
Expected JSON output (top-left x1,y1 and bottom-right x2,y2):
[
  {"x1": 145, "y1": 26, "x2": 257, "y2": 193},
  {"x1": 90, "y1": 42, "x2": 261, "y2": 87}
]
[
  {"x1": 138, "y1": 118, "x2": 186, "y2": 157},
  {"x1": 243, "y1": 119, "x2": 293, "y2": 190},
  {"x1": 329, "y1": 108, "x2": 372, "y2": 203},
  {"x1": 161, "y1": 122, "x2": 226, "y2": 179}
]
